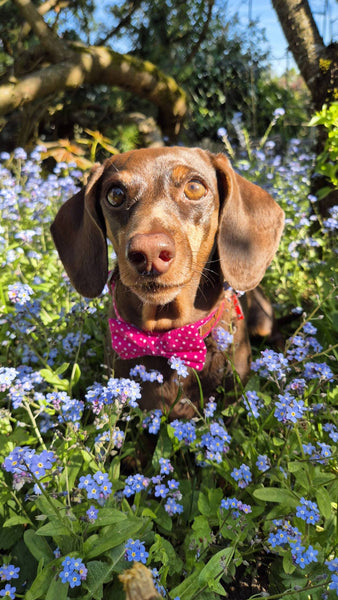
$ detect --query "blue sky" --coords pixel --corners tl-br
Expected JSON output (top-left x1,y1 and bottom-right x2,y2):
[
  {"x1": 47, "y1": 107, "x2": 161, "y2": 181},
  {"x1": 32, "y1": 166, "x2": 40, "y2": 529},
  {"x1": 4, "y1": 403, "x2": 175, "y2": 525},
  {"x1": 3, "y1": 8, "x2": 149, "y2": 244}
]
[{"x1": 230, "y1": 0, "x2": 338, "y2": 74}]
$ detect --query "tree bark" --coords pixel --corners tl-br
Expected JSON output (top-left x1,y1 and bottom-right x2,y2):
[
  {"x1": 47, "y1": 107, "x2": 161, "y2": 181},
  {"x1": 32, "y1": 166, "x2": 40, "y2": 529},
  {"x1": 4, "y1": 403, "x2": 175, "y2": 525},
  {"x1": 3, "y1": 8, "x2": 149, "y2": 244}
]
[
  {"x1": 271, "y1": 0, "x2": 337, "y2": 109},
  {"x1": 2, "y1": 0, "x2": 187, "y2": 142},
  {"x1": 272, "y1": 0, "x2": 338, "y2": 213}
]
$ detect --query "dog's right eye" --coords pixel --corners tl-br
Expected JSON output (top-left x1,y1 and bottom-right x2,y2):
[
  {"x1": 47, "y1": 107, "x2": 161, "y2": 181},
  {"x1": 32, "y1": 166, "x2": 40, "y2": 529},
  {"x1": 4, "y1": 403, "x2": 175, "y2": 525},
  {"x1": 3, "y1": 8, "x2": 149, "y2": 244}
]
[{"x1": 106, "y1": 186, "x2": 126, "y2": 207}]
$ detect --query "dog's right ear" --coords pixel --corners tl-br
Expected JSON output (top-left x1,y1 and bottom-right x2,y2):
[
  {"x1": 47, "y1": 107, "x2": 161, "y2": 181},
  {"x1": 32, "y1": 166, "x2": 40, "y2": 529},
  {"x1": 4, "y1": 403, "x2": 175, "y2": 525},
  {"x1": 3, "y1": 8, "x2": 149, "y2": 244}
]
[{"x1": 50, "y1": 164, "x2": 108, "y2": 298}]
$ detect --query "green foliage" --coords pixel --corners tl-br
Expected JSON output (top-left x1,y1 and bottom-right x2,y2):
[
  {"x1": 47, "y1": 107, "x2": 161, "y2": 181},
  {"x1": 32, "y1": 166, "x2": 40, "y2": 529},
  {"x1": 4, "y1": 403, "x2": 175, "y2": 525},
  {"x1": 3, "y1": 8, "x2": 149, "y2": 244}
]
[
  {"x1": 0, "y1": 139, "x2": 337, "y2": 599},
  {"x1": 309, "y1": 102, "x2": 338, "y2": 198}
]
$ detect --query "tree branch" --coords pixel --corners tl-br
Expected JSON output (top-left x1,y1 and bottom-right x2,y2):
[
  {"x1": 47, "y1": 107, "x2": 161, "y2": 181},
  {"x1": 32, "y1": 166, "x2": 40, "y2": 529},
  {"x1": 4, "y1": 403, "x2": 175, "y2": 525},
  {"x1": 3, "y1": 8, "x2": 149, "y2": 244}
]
[
  {"x1": 0, "y1": 45, "x2": 187, "y2": 141},
  {"x1": 13, "y1": 0, "x2": 69, "y2": 61},
  {"x1": 20, "y1": 0, "x2": 70, "y2": 40},
  {"x1": 96, "y1": 0, "x2": 143, "y2": 46},
  {"x1": 185, "y1": 0, "x2": 215, "y2": 64}
]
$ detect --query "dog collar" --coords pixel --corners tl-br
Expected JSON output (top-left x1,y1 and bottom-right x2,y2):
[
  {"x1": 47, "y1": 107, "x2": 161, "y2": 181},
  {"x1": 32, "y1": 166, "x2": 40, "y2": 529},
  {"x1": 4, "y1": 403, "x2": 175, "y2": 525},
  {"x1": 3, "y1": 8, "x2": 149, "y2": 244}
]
[{"x1": 108, "y1": 277, "x2": 243, "y2": 371}]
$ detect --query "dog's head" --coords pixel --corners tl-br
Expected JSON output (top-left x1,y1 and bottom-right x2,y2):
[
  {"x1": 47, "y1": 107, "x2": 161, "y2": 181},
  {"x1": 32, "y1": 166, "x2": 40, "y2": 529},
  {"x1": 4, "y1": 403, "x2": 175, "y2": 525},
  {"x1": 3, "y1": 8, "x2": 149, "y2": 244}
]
[{"x1": 51, "y1": 147, "x2": 284, "y2": 303}]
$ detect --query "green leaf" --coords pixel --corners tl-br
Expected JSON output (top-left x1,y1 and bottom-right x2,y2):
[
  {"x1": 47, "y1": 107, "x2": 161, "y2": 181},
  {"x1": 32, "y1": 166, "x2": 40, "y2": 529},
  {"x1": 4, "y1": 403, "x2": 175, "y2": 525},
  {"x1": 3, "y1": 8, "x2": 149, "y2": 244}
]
[
  {"x1": 83, "y1": 518, "x2": 145, "y2": 560},
  {"x1": 283, "y1": 551, "x2": 296, "y2": 575},
  {"x1": 24, "y1": 529, "x2": 54, "y2": 562},
  {"x1": 315, "y1": 487, "x2": 332, "y2": 519},
  {"x1": 39, "y1": 368, "x2": 69, "y2": 391},
  {"x1": 197, "y1": 492, "x2": 213, "y2": 517},
  {"x1": 207, "y1": 579, "x2": 227, "y2": 596},
  {"x1": 87, "y1": 508, "x2": 128, "y2": 530},
  {"x1": 70, "y1": 362, "x2": 81, "y2": 386},
  {"x1": 84, "y1": 560, "x2": 116, "y2": 600},
  {"x1": 170, "y1": 564, "x2": 204, "y2": 599},
  {"x1": 192, "y1": 515, "x2": 212, "y2": 542},
  {"x1": 35, "y1": 520, "x2": 71, "y2": 537},
  {"x1": 198, "y1": 547, "x2": 233, "y2": 586},
  {"x1": 25, "y1": 562, "x2": 57, "y2": 600},
  {"x1": 45, "y1": 576, "x2": 68, "y2": 600},
  {"x1": 3, "y1": 515, "x2": 33, "y2": 527},
  {"x1": 0, "y1": 524, "x2": 24, "y2": 551},
  {"x1": 149, "y1": 534, "x2": 183, "y2": 578},
  {"x1": 86, "y1": 560, "x2": 124, "y2": 600},
  {"x1": 252, "y1": 487, "x2": 299, "y2": 507}
]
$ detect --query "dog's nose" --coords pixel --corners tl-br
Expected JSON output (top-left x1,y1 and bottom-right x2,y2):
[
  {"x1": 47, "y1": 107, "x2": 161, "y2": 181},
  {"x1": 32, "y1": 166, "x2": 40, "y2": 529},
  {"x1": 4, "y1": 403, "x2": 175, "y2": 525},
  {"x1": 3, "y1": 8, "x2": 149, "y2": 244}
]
[{"x1": 127, "y1": 233, "x2": 175, "y2": 275}]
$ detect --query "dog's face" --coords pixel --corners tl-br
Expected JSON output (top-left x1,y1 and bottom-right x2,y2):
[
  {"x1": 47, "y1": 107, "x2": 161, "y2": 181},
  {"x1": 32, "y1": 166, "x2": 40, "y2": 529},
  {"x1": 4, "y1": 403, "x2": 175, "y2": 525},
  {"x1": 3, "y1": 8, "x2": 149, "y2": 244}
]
[
  {"x1": 51, "y1": 147, "x2": 285, "y2": 302},
  {"x1": 99, "y1": 148, "x2": 220, "y2": 305}
]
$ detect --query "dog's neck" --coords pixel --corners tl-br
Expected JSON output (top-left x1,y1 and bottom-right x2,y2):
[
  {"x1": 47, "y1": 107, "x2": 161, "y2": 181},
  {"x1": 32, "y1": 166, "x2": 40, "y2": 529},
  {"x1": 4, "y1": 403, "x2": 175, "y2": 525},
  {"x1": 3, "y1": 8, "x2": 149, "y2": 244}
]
[{"x1": 111, "y1": 264, "x2": 224, "y2": 332}]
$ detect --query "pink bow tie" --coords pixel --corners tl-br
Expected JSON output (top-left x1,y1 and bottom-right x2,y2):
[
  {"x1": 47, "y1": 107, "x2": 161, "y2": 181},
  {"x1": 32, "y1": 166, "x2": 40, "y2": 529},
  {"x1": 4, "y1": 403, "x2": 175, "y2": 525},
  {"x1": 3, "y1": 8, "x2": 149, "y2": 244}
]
[
  {"x1": 109, "y1": 313, "x2": 218, "y2": 371},
  {"x1": 108, "y1": 277, "x2": 243, "y2": 371}
]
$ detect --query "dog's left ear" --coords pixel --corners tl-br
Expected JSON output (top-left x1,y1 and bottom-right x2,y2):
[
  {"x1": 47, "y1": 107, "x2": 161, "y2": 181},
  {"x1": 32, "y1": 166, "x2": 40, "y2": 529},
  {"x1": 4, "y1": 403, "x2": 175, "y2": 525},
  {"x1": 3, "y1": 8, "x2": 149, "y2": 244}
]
[{"x1": 212, "y1": 153, "x2": 284, "y2": 291}]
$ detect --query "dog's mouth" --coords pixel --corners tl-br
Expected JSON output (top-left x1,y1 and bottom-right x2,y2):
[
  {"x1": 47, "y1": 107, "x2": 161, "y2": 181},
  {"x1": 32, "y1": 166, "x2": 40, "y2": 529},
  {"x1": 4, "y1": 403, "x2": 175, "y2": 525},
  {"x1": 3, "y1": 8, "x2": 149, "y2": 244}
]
[{"x1": 131, "y1": 278, "x2": 190, "y2": 304}]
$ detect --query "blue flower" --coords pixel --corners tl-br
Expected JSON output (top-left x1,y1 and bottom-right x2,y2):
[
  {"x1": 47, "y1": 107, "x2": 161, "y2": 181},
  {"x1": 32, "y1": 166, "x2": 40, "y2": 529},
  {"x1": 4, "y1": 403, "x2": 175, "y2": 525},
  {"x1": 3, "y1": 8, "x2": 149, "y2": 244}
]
[
  {"x1": 78, "y1": 471, "x2": 112, "y2": 501},
  {"x1": 217, "y1": 127, "x2": 227, "y2": 137},
  {"x1": 159, "y1": 457, "x2": 173, "y2": 475},
  {"x1": 295, "y1": 498, "x2": 320, "y2": 524},
  {"x1": 326, "y1": 558, "x2": 338, "y2": 572},
  {"x1": 303, "y1": 362, "x2": 333, "y2": 381},
  {"x1": 167, "y1": 479, "x2": 179, "y2": 491},
  {"x1": 251, "y1": 349, "x2": 289, "y2": 380},
  {"x1": 286, "y1": 378, "x2": 306, "y2": 395},
  {"x1": 0, "y1": 367, "x2": 18, "y2": 391},
  {"x1": 13, "y1": 147, "x2": 27, "y2": 160},
  {"x1": 302, "y1": 442, "x2": 316, "y2": 456},
  {"x1": 243, "y1": 390, "x2": 264, "y2": 418},
  {"x1": 329, "y1": 574, "x2": 338, "y2": 594},
  {"x1": 0, "y1": 584, "x2": 16, "y2": 599},
  {"x1": 231, "y1": 463, "x2": 252, "y2": 488},
  {"x1": 154, "y1": 484, "x2": 169, "y2": 498},
  {"x1": 164, "y1": 497, "x2": 184, "y2": 516},
  {"x1": 293, "y1": 545, "x2": 318, "y2": 569},
  {"x1": 3, "y1": 447, "x2": 56, "y2": 480},
  {"x1": 221, "y1": 497, "x2": 252, "y2": 515},
  {"x1": 8, "y1": 282, "x2": 34, "y2": 306},
  {"x1": 169, "y1": 356, "x2": 189, "y2": 378},
  {"x1": 274, "y1": 393, "x2": 306, "y2": 423},
  {"x1": 302, "y1": 322, "x2": 317, "y2": 335},
  {"x1": 204, "y1": 397, "x2": 217, "y2": 418},
  {"x1": 273, "y1": 107, "x2": 285, "y2": 118},
  {"x1": 171, "y1": 420, "x2": 196, "y2": 444},
  {"x1": 256, "y1": 454, "x2": 270, "y2": 472},
  {"x1": 123, "y1": 473, "x2": 150, "y2": 497},
  {"x1": 124, "y1": 539, "x2": 149, "y2": 564},
  {"x1": 86, "y1": 505, "x2": 99, "y2": 522},
  {"x1": 129, "y1": 365, "x2": 163, "y2": 383},
  {"x1": 143, "y1": 409, "x2": 162, "y2": 434},
  {"x1": 59, "y1": 556, "x2": 87, "y2": 587},
  {"x1": 212, "y1": 327, "x2": 233, "y2": 351},
  {"x1": 99, "y1": 377, "x2": 142, "y2": 408},
  {"x1": 198, "y1": 421, "x2": 231, "y2": 464},
  {"x1": 0, "y1": 565, "x2": 20, "y2": 581}
]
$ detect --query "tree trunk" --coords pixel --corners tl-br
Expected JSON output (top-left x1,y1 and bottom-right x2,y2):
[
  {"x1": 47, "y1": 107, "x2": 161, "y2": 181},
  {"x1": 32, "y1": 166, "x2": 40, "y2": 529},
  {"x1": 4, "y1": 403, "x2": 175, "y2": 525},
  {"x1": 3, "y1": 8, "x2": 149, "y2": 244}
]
[
  {"x1": 272, "y1": 0, "x2": 338, "y2": 213},
  {"x1": 271, "y1": 0, "x2": 337, "y2": 109}
]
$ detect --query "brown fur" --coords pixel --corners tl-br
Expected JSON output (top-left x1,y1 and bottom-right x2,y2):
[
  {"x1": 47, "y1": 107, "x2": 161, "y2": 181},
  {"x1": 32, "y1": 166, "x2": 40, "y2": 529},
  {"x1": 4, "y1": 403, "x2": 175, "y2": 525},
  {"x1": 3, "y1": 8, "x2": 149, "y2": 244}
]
[{"x1": 51, "y1": 147, "x2": 284, "y2": 418}]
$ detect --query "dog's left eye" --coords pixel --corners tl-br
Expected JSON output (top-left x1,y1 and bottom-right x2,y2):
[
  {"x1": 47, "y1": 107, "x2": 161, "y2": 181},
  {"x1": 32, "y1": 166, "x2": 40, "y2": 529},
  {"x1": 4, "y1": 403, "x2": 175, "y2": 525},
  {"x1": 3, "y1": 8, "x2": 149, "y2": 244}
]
[
  {"x1": 106, "y1": 186, "x2": 126, "y2": 206},
  {"x1": 184, "y1": 180, "x2": 207, "y2": 200}
]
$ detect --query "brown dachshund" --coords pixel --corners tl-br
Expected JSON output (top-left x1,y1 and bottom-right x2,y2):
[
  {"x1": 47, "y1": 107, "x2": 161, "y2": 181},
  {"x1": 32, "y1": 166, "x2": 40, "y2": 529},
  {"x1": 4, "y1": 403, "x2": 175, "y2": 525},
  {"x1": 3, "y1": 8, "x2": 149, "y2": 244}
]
[{"x1": 51, "y1": 147, "x2": 284, "y2": 418}]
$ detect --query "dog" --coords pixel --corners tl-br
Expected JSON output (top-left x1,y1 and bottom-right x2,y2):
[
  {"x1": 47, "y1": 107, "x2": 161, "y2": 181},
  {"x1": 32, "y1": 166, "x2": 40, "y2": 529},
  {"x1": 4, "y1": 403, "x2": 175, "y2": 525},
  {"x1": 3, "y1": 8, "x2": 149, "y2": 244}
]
[{"x1": 51, "y1": 147, "x2": 284, "y2": 418}]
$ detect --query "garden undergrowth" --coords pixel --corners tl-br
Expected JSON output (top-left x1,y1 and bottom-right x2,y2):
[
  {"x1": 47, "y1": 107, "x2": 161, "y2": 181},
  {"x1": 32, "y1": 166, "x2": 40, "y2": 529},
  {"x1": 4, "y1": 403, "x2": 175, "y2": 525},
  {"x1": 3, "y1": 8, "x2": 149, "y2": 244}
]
[{"x1": 0, "y1": 139, "x2": 337, "y2": 600}]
